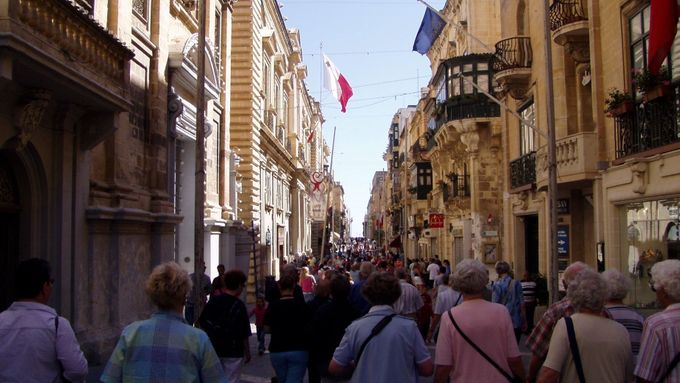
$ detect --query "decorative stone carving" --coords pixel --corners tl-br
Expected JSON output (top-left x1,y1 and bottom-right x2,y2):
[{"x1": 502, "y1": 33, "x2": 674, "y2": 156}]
[
  {"x1": 167, "y1": 87, "x2": 184, "y2": 139},
  {"x1": 631, "y1": 162, "x2": 648, "y2": 195},
  {"x1": 460, "y1": 131, "x2": 479, "y2": 154},
  {"x1": 563, "y1": 39, "x2": 590, "y2": 64},
  {"x1": 512, "y1": 191, "x2": 530, "y2": 211},
  {"x1": 15, "y1": 89, "x2": 51, "y2": 146},
  {"x1": 0, "y1": 166, "x2": 18, "y2": 205}
]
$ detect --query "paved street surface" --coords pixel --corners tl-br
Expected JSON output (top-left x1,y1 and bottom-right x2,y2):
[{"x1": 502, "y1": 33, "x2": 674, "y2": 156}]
[{"x1": 87, "y1": 307, "x2": 533, "y2": 383}]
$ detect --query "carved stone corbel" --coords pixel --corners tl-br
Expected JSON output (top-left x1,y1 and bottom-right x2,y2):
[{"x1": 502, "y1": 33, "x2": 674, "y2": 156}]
[
  {"x1": 14, "y1": 89, "x2": 51, "y2": 146},
  {"x1": 631, "y1": 162, "x2": 648, "y2": 194},
  {"x1": 512, "y1": 191, "x2": 529, "y2": 211}
]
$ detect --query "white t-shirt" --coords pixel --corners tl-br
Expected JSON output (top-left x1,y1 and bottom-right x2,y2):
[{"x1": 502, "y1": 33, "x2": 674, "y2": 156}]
[{"x1": 427, "y1": 263, "x2": 439, "y2": 280}]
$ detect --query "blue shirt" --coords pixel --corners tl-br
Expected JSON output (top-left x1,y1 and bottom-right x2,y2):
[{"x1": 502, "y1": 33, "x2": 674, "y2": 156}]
[
  {"x1": 332, "y1": 306, "x2": 432, "y2": 383},
  {"x1": 100, "y1": 311, "x2": 227, "y2": 383},
  {"x1": 492, "y1": 276, "x2": 523, "y2": 329},
  {"x1": 349, "y1": 279, "x2": 371, "y2": 316}
]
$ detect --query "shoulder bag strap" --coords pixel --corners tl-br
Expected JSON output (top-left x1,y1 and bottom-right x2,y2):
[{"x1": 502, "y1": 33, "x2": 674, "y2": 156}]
[
  {"x1": 657, "y1": 351, "x2": 680, "y2": 383},
  {"x1": 453, "y1": 292, "x2": 462, "y2": 307},
  {"x1": 564, "y1": 317, "x2": 586, "y2": 383},
  {"x1": 355, "y1": 314, "x2": 396, "y2": 366},
  {"x1": 447, "y1": 310, "x2": 515, "y2": 383}
]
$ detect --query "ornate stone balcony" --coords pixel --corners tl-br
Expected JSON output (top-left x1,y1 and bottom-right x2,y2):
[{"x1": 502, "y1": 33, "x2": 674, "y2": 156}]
[
  {"x1": 549, "y1": 0, "x2": 590, "y2": 63},
  {"x1": 5, "y1": 0, "x2": 133, "y2": 89},
  {"x1": 535, "y1": 132, "x2": 599, "y2": 189},
  {"x1": 491, "y1": 37, "x2": 532, "y2": 99}
]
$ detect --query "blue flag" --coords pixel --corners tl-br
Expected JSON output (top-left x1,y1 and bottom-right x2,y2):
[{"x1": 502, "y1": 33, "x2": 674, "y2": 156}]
[{"x1": 412, "y1": 8, "x2": 446, "y2": 55}]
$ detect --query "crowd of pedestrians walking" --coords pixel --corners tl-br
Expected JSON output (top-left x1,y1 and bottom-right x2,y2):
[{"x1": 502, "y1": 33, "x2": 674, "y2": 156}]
[{"x1": 1, "y1": 252, "x2": 680, "y2": 383}]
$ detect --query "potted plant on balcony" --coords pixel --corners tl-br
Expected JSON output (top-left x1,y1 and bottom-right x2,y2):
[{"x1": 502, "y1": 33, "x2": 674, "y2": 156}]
[
  {"x1": 633, "y1": 66, "x2": 671, "y2": 102},
  {"x1": 604, "y1": 88, "x2": 634, "y2": 117}
]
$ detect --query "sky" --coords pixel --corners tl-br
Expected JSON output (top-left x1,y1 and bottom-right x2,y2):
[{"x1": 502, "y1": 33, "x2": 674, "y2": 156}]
[{"x1": 281, "y1": 0, "x2": 446, "y2": 236}]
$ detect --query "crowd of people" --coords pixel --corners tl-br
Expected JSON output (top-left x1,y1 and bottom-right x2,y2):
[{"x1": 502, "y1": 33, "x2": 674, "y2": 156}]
[{"x1": 1, "y1": 252, "x2": 679, "y2": 383}]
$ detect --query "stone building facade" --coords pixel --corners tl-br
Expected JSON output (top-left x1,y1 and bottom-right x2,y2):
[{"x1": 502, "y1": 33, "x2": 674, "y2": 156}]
[
  {"x1": 231, "y1": 0, "x2": 322, "y2": 289},
  {"x1": 1, "y1": 0, "x2": 323, "y2": 362},
  {"x1": 380, "y1": 0, "x2": 680, "y2": 305}
]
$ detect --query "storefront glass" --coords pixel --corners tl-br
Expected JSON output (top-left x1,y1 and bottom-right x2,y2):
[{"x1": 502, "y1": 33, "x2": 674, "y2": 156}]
[{"x1": 619, "y1": 198, "x2": 680, "y2": 309}]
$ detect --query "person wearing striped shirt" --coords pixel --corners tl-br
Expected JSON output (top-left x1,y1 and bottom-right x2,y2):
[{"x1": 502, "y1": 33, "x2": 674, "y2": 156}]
[
  {"x1": 635, "y1": 259, "x2": 680, "y2": 383},
  {"x1": 602, "y1": 268, "x2": 644, "y2": 362}
]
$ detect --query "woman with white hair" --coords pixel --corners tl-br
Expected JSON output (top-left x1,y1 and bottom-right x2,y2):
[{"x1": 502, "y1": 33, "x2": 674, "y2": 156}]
[
  {"x1": 433, "y1": 259, "x2": 525, "y2": 383},
  {"x1": 635, "y1": 259, "x2": 680, "y2": 383},
  {"x1": 602, "y1": 268, "x2": 644, "y2": 360},
  {"x1": 537, "y1": 269, "x2": 633, "y2": 383},
  {"x1": 101, "y1": 262, "x2": 227, "y2": 383}
]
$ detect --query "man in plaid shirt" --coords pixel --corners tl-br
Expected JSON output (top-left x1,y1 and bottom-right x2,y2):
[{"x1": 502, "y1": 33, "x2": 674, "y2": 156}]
[{"x1": 525, "y1": 262, "x2": 588, "y2": 383}]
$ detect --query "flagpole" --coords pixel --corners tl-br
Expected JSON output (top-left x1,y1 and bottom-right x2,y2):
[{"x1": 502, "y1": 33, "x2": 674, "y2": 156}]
[{"x1": 319, "y1": 126, "x2": 337, "y2": 261}]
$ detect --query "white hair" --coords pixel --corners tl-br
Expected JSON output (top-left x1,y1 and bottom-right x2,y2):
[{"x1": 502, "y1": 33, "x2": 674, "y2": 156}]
[
  {"x1": 451, "y1": 259, "x2": 488, "y2": 295},
  {"x1": 568, "y1": 269, "x2": 608, "y2": 312},
  {"x1": 650, "y1": 259, "x2": 680, "y2": 302},
  {"x1": 601, "y1": 268, "x2": 632, "y2": 301}
]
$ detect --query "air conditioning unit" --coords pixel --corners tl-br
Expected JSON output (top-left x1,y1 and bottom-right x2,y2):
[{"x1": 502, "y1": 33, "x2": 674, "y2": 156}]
[{"x1": 422, "y1": 229, "x2": 436, "y2": 238}]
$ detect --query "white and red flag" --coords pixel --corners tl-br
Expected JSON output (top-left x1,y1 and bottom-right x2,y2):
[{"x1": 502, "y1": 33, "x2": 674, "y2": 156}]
[
  {"x1": 323, "y1": 54, "x2": 353, "y2": 113},
  {"x1": 648, "y1": 0, "x2": 679, "y2": 75}
]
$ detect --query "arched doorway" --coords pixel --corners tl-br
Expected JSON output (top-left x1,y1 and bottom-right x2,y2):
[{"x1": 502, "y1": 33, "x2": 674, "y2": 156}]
[{"x1": 0, "y1": 155, "x2": 21, "y2": 311}]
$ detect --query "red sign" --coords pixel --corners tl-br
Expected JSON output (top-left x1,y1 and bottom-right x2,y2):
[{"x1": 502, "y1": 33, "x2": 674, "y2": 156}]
[{"x1": 429, "y1": 213, "x2": 444, "y2": 228}]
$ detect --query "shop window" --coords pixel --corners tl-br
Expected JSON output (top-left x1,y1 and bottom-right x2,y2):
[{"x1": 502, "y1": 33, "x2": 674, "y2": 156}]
[{"x1": 620, "y1": 198, "x2": 680, "y2": 309}]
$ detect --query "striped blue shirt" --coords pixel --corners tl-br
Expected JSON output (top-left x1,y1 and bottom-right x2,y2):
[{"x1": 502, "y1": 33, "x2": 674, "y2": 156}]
[
  {"x1": 100, "y1": 311, "x2": 227, "y2": 383},
  {"x1": 606, "y1": 304, "x2": 644, "y2": 358}
]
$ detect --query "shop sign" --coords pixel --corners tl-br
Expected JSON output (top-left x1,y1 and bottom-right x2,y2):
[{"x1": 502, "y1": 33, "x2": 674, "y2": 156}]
[
  {"x1": 429, "y1": 213, "x2": 444, "y2": 228},
  {"x1": 557, "y1": 199, "x2": 570, "y2": 214}
]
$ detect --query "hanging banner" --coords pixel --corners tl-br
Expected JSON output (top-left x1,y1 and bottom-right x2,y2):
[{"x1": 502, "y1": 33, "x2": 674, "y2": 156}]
[{"x1": 429, "y1": 213, "x2": 444, "y2": 228}]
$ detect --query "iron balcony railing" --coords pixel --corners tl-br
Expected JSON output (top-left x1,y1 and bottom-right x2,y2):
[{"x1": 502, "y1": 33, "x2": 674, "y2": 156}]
[
  {"x1": 549, "y1": 0, "x2": 588, "y2": 31},
  {"x1": 447, "y1": 174, "x2": 470, "y2": 200},
  {"x1": 510, "y1": 151, "x2": 536, "y2": 189},
  {"x1": 614, "y1": 85, "x2": 680, "y2": 159},
  {"x1": 435, "y1": 95, "x2": 501, "y2": 130},
  {"x1": 491, "y1": 37, "x2": 532, "y2": 73}
]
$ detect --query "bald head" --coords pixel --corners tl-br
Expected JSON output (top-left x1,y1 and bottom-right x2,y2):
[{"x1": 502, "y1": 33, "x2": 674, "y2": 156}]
[{"x1": 563, "y1": 261, "x2": 590, "y2": 290}]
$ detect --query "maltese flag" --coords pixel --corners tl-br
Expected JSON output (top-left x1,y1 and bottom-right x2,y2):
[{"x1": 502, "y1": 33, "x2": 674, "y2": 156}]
[
  {"x1": 648, "y1": 0, "x2": 679, "y2": 75},
  {"x1": 323, "y1": 54, "x2": 353, "y2": 112}
]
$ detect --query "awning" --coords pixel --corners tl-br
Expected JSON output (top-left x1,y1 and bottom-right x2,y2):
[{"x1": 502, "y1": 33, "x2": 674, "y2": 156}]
[{"x1": 389, "y1": 235, "x2": 402, "y2": 249}]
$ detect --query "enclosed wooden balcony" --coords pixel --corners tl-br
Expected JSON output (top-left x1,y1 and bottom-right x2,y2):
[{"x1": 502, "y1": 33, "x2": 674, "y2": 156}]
[
  {"x1": 491, "y1": 37, "x2": 532, "y2": 99},
  {"x1": 550, "y1": 0, "x2": 590, "y2": 63}
]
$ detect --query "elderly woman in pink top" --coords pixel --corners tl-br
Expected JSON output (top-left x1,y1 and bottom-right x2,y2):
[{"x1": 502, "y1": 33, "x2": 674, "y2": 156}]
[
  {"x1": 299, "y1": 266, "x2": 317, "y2": 303},
  {"x1": 434, "y1": 259, "x2": 525, "y2": 383}
]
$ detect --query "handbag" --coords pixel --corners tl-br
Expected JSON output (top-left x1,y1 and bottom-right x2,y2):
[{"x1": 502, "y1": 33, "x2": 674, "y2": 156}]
[
  {"x1": 447, "y1": 310, "x2": 521, "y2": 383},
  {"x1": 564, "y1": 316, "x2": 586, "y2": 383}
]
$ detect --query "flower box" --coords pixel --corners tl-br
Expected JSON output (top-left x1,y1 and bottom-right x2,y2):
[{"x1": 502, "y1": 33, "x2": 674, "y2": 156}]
[
  {"x1": 643, "y1": 84, "x2": 670, "y2": 103},
  {"x1": 606, "y1": 100, "x2": 635, "y2": 117}
]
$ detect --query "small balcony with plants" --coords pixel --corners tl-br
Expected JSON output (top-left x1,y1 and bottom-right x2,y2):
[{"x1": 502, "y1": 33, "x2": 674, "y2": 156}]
[
  {"x1": 491, "y1": 36, "x2": 533, "y2": 99},
  {"x1": 610, "y1": 67, "x2": 680, "y2": 160}
]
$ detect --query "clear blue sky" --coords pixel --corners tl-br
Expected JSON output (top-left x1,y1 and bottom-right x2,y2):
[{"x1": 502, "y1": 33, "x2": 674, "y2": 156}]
[{"x1": 282, "y1": 0, "x2": 446, "y2": 236}]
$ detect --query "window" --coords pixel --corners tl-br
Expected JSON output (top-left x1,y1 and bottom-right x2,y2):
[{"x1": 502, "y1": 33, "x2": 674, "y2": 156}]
[
  {"x1": 629, "y1": 6, "x2": 651, "y2": 73},
  {"x1": 263, "y1": 58, "x2": 271, "y2": 108},
  {"x1": 619, "y1": 198, "x2": 680, "y2": 310},
  {"x1": 264, "y1": 171, "x2": 272, "y2": 206},
  {"x1": 214, "y1": 8, "x2": 222, "y2": 79},
  {"x1": 519, "y1": 101, "x2": 536, "y2": 155}
]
